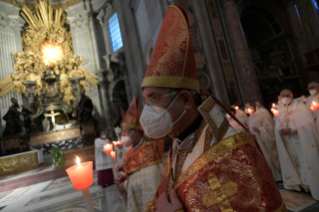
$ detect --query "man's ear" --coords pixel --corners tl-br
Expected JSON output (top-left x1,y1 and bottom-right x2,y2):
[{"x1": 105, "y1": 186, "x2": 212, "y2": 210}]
[{"x1": 179, "y1": 90, "x2": 193, "y2": 110}]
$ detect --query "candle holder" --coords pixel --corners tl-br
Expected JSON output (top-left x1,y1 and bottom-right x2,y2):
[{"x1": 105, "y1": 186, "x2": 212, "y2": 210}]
[{"x1": 66, "y1": 157, "x2": 94, "y2": 212}]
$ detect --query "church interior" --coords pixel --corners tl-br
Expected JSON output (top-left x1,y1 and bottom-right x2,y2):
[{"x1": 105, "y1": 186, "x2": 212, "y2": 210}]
[{"x1": 0, "y1": 0, "x2": 319, "y2": 211}]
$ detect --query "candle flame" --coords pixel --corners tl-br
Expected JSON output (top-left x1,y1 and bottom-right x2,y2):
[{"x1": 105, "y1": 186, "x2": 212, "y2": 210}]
[
  {"x1": 76, "y1": 156, "x2": 81, "y2": 167},
  {"x1": 235, "y1": 106, "x2": 239, "y2": 110},
  {"x1": 312, "y1": 101, "x2": 317, "y2": 106}
]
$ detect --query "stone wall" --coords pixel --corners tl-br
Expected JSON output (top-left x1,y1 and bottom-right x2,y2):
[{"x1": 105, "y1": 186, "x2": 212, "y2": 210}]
[{"x1": 0, "y1": 2, "x2": 24, "y2": 136}]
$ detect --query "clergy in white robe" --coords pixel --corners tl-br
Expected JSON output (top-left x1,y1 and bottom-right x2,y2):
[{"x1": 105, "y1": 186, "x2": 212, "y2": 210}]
[
  {"x1": 306, "y1": 82, "x2": 319, "y2": 133},
  {"x1": 227, "y1": 108, "x2": 248, "y2": 132},
  {"x1": 275, "y1": 89, "x2": 319, "y2": 200},
  {"x1": 256, "y1": 101, "x2": 273, "y2": 122},
  {"x1": 245, "y1": 102, "x2": 281, "y2": 181},
  {"x1": 95, "y1": 131, "x2": 114, "y2": 187}
]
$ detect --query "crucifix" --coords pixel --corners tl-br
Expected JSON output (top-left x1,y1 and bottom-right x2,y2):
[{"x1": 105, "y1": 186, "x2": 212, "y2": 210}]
[{"x1": 44, "y1": 111, "x2": 60, "y2": 130}]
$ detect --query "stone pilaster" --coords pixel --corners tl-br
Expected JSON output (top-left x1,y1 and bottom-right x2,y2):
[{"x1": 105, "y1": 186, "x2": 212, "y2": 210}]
[
  {"x1": 222, "y1": 0, "x2": 262, "y2": 103},
  {"x1": 285, "y1": 0, "x2": 319, "y2": 83},
  {"x1": 0, "y1": 2, "x2": 24, "y2": 136}
]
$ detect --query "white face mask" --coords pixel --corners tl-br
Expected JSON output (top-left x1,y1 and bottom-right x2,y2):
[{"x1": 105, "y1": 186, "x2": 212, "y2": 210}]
[
  {"x1": 101, "y1": 135, "x2": 106, "y2": 139},
  {"x1": 281, "y1": 97, "x2": 292, "y2": 105},
  {"x1": 244, "y1": 108, "x2": 249, "y2": 114},
  {"x1": 309, "y1": 89, "x2": 317, "y2": 96},
  {"x1": 122, "y1": 136, "x2": 133, "y2": 147},
  {"x1": 139, "y1": 95, "x2": 186, "y2": 139}
]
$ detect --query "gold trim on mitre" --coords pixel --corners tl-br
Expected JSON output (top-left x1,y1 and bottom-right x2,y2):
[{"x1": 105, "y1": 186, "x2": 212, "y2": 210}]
[
  {"x1": 141, "y1": 5, "x2": 199, "y2": 92},
  {"x1": 122, "y1": 123, "x2": 143, "y2": 130},
  {"x1": 198, "y1": 96, "x2": 229, "y2": 142},
  {"x1": 141, "y1": 76, "x2": 199, "y2": 91}
]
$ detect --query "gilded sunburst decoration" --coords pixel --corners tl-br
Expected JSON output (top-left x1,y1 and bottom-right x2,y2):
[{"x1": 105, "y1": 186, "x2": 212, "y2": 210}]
[{"x1": 0, "y1": 0, "x2": 98, "y2": 108}]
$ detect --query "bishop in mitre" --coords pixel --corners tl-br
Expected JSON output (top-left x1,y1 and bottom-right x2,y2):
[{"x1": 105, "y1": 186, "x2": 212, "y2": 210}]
[
  {"x1": 275, "y1": 89, "x2": 319, "y2": 200},
  {"x1": 140, "y1": 6, "x2": 285, "y2": 212},
  {"x1": 115, "y1": 94, "x2": 164, "y2": 212},
  {"x1": 306, "y1": 81, "x2": 319, "y2": 133},
  {"x1": 245, "y1": 102, "x2": 281, "y2": 181}
]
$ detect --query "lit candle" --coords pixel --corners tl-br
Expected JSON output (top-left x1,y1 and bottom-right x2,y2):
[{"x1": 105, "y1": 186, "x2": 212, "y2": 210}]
[
  {"x1": 104, "y1": 143, "x2": 112, "y2": 154},
  {"x1": 271, "y1": 108, "x2": 279, "y2": 117},
  {"x1": 311, "y1": 101, "x2": 319, "y2": 111},
  {"x1": 117, "y1": 141, "x2": 121, "y2": 145},
  {"x1": 272, "y1": 103, "x2": 277, "y2": 109},
  {"x1": 111, "y1": 151, "x2": 116, "y2": 159},
  {"x1": 66, "y1": 156, "x2": 93, "y2": 190},
  {"x1": 113, "y1": 141, "x2": 117, "y2": 147},
  {"x1": 235, "y1": 106, "x2": 239, "y2": 110},
  {"x1": 66, "y1": 156, "x2": 94, "y2": 212},
  {"x1": 247, "y1": 108, "x2": 253, "y2": 115}
]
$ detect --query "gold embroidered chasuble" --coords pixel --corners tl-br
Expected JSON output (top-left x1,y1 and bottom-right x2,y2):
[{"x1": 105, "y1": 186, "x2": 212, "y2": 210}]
[
  {"x1": 123, "y1": 139, "x2": 164, "y2": 177},
  {"x1": 146, "y1": 97, "x2": 286, "y2": 212}
]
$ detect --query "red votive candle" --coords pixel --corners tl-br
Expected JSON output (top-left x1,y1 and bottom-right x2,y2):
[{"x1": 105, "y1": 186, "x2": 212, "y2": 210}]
[{"x1": 66, "y1": 157, "x2": 93, "y2": 190}]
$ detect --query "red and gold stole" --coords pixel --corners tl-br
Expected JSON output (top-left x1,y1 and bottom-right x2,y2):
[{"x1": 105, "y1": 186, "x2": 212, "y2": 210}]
[
  {"x1": 147, "y1": 131, "x2": 286, "y2": 212},
  {"x1": 123, "y1": 139, "x2": 164, "y2": 176}
]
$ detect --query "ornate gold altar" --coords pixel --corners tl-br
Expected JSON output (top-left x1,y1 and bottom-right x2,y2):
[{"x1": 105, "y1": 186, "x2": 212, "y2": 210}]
[
  {"x1": 0, "y1": 0, "x2": 99, "y2": 128},
  {"x1": 0, "y1": 151, "x2": 38, "y2": 175},
  {"x1": 30, "y1": 126, "x2": 81, "y2": 146}
]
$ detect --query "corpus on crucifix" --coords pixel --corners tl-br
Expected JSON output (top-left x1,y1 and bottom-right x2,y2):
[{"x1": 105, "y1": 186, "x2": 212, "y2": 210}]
[{"x1": 44, "y1": 111, "x2": 60, "y2": 130}]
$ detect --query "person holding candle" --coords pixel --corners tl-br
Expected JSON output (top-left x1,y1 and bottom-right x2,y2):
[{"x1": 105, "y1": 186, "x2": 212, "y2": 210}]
[
  {"x1": 255, "y1": 101, "x2": 273, "y2": 121},
  {"x1": 226, "y1": 108, "x2": 248, "y2": 132},
  {"x1": 95, "y1": 130, "x2": 114, "y2": 188},
  {"x1": 231, "y1": 104, "x2": 248, "y2": 120},
  {"x1": 245, "y1": 102, "x2": 281, "y2": 182},
  {"x1": 115, "y1": 93, "x2": 164, "y2": 212},
  {"x1": 140, "y1": 5, "x2": 285, "y2": 212},
  {"x1": 306, "y1": 82, "x2": 319, "y2": 133},
  {"x1": 274, "y1": 89, "x2": 319, "y2": 200}
]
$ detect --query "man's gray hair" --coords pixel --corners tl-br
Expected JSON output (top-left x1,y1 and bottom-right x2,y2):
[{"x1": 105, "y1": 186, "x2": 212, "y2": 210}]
[
  {"x1": 279, "y1": 89, "x2": 293, "y2": 95},
  {"x1": 308, "y1": 81, "x2": 319, "y2": 87},
  {"x1": 166, "y1": 88, "x2": 202, "y2": 107}
]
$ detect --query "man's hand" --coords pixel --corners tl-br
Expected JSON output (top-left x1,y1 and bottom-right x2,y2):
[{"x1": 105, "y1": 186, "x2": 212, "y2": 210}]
[
  {"x1": 253, "y1": 127, "x2": 259, "y2": 132},
  {"x1": 156, "y1": 189, "x2": 183, "y2": 212},
  {"x1": 117, "y1": 164, "x2": 124, "y2": 171},
  {"x1": 280, "y1": 128, "x2": 291, "y2": 135},
  {"x1": 114, "y1": 173, "x2": 126, "y2": 184},
  {"x1": 117, "y1": 182, "x2": 126, "y2": 195}
]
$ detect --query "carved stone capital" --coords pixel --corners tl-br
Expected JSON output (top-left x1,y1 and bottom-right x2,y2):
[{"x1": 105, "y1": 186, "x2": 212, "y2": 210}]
[
  {"x1": 69, "y1": 13, "x2": 91, "y2": 30},
  {"x1": 0, "y1": 12, "x2": 20, "y2": 32}
]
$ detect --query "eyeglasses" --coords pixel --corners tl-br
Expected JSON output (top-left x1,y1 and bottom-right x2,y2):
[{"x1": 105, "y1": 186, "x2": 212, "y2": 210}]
[{"x1": 143, "y1": 92, "x2": 178, "y2": 106}]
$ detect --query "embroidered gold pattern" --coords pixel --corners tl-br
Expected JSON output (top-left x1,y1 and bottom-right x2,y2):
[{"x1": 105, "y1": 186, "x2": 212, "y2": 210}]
[
  {"x1": 175, "y1": 132, "x2": 252, "y2": 188},
  {"x1": 198, "y1": 96, "x2": 229, "y2": 142},
  {"x1": 123, "y1": 139, "x2": 164, "y2": 176},
  {"x1": 203, "y1": 173, "x2": 237, "y2": 209}
]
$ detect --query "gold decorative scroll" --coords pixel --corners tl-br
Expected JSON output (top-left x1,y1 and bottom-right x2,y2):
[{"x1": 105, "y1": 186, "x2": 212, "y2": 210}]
[
  {"x1": 30, "y1": 126, "x2": 81, "y2": 146},
  {"x1": 0, "y1": 152, "x2": 38, "y2": 175}
]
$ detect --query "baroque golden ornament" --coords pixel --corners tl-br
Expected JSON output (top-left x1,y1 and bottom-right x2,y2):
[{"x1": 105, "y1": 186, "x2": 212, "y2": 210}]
[{"x1": 0, "y1": 0, "x2": 99, "y2": 108}]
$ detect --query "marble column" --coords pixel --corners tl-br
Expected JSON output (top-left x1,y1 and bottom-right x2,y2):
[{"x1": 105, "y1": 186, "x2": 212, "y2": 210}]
[
  {"x1": 285, "y1": 0, "x2": 319, "y2": 82},
  {"x1": 222, "y1": 0, "x2": 262, "y2": 103},
  {"x1": 96, "y1": 69, "x2": 114, "y2": 137}
]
